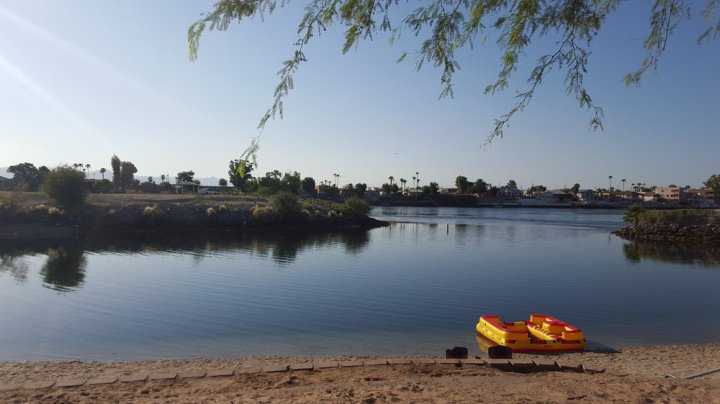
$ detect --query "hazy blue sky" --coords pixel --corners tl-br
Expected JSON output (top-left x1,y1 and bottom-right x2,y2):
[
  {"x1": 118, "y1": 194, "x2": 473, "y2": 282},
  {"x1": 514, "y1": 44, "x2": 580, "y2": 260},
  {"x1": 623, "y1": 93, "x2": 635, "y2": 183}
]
[{"x1": 1, "y1": 0, "x2": 718, "y2": 188}]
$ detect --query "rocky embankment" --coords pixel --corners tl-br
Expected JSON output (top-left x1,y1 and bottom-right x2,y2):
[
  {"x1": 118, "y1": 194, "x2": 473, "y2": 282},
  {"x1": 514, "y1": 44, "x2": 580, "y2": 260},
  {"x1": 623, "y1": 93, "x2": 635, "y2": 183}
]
[
  {"x1": 613, "y1": 223, "x2": 720, "y2": 244},
  {"x1": 0, "y1": 202, "x2": 388, "y2": 241}
]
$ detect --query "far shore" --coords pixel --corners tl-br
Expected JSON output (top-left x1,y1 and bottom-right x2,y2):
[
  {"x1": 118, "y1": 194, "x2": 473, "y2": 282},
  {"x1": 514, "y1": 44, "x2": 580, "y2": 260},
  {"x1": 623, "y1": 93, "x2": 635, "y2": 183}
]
[{"x1": 1, "y1": 343, "x2": 719, "y2": 402}]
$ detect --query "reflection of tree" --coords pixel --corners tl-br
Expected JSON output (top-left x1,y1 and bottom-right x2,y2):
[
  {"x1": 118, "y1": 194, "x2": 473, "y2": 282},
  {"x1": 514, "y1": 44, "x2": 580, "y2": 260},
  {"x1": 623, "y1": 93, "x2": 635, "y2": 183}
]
[
  {"x1": 622, "y1": 242, "x2": 720, "y2": 268},
  {"x1": 40, "y1": 246, "x2": 86, "y2": 291},
  {"x1": 0, "y1": 254, "x2": 29, "y2": 282}
]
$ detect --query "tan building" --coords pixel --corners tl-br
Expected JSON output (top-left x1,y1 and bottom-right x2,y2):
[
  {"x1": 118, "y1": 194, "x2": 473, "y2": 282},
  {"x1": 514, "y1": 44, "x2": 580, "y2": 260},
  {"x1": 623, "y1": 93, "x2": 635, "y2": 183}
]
[{"x1": 655, "y1": 186, "x2": 683, "y2": 203}]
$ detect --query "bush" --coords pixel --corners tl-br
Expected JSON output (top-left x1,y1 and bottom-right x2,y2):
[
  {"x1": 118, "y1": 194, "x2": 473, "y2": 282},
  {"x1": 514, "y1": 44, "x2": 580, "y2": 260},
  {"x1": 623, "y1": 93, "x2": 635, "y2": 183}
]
[
  {"x1": 272, "y1": 193, "x2": 302, "y2": 219},
  {"x1": 251, "y1": 205, "x2": 278, "y2": 222},
  {"x1": 92, "y1": 179, "x2": 114, "y2": 194},
  {"x1": 624, "y1": 204, "x2": 645, "y2": 224},
  {"x1": 340, "y1": 197, "x2": 371, "y2": 217},
  {"x1": 42, "y1": 166, "x2": 87, "y2": 207}
]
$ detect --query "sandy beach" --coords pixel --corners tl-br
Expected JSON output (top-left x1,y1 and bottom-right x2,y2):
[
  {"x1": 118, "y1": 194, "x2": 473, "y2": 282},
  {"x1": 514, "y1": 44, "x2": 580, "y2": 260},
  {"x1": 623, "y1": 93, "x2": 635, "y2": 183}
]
[{"x1": 1, "y1": 344, "x2": 719, "y2": 403}]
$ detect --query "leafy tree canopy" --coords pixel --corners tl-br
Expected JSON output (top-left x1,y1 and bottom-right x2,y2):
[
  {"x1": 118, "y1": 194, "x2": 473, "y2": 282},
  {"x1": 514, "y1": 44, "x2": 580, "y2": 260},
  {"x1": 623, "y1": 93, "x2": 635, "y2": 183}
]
[
  {"x1": 177, "y1": 170, "x2": 196, "y2": 183},
  {"x1": 704, "y1": 174, "x2": 720, "y2": 191},
  {"x1": 189, "y1": 0, "x2": 720, "y2": 143}
]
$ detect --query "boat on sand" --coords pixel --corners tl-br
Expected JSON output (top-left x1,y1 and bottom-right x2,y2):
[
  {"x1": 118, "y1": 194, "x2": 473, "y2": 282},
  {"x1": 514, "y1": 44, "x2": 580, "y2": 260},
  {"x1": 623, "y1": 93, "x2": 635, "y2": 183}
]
[{"x1": 476, "y1": 314, "x2": 586, "y2": 352}]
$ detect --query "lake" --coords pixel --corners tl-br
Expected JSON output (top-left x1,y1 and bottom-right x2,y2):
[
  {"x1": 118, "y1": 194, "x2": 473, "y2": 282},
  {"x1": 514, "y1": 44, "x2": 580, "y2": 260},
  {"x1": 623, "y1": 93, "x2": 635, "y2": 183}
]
[{"x1": 1, "y1": 207, "x2": 719, "y2": 361}]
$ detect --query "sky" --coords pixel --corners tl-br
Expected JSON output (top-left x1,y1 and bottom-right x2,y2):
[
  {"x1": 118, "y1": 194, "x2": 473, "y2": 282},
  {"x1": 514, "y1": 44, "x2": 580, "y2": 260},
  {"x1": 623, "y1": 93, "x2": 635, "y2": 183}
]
[{"x1": 1, "y1": 0, "x2": 718, "y2": 189}]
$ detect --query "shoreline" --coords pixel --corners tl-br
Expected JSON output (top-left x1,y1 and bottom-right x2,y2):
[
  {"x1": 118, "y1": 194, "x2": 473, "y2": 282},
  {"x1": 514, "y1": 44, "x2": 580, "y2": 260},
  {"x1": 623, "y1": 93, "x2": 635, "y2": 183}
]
[{"x1": 2, "y1": 343, "x2": 719, "y2": 402}]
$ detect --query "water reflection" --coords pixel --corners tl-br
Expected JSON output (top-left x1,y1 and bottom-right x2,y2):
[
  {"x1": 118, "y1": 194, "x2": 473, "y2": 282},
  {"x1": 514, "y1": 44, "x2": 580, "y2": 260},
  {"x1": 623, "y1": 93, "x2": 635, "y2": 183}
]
[
  {"x1": 0, "y1": 230, "x2": 371, "y2": 291},
  {"x1": 622, "y1": 241, "x2": 720, "y2": 268},
  {"x1": 40, "y1": 246, "x2": 87, "y2": 291}
]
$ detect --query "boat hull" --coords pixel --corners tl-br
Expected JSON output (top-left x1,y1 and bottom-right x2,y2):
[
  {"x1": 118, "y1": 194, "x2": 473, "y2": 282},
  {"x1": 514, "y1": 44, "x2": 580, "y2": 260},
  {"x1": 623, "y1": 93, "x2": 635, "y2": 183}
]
[{"x1": 476, "y1": 314, "x2": 586, "y2": 352}]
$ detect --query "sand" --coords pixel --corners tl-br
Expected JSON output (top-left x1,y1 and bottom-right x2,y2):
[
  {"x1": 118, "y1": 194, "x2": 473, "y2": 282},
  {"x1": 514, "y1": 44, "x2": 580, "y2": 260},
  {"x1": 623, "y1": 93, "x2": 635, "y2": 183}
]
[{"x1": 1, "y1": 344, "x2": 719, "y2": 403}]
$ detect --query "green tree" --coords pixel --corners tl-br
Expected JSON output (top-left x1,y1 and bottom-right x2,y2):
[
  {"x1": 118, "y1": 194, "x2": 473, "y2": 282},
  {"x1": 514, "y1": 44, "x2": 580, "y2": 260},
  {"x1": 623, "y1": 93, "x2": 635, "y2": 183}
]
[
  {"x1": 42, "y1": 166, "x2": 87, "y2": 207},
  {"x1": 177, "y1": 170, "x2": 195, "y2": 183},
  {"x1": 624, "y1": 204, "x2": 646, "y2": 225},
  {"x1": 704, "y1": 174, "x2": 720, "y2": 191},
  {"x1": 110, "y1": 155, "x2": 121, "y2": 188},
  {"x1": 8, "y1": 162, "x2": 43, "y2": 191},
  {"x1": 455, "y1": 176, "x2": 471, "y2": 194},
  {"x1": 228, "y1": 159, "x2": 254, "y2": 191},
  {"x1": 472, "y1": 179, "x2": 489, "y2": 195},
  {"x1": 282, "y1": 171, "x2": 302, "y2": 195},
  {"x1": 301, "y1": 176, "x2": 316, "y2": 195},
  {"x1": 353, "y1": 183, "x2": 367, "y2": 198},
  {"x1": 570, "y1": 183, "x2": 581, "y2": 195},
  {"x1": 100, "y1": 167, "x2": 106, "y2": 180},
  {"x1": 189, "y1": 1, "x2": 720, "y2": 141},
  {"x1": 258, "y1": 170, "x2": 283, "y2": 193},
  {"x1": 427, "y1": 182, "x2": 440, "y2": 195},
  {"x1": 120, "y1": 162, "x2": 138, "y2": 190},
  {"x1": 506, "y1": 179, "x2": 518, "y2": 189},
  {"x1": 219, "y1": 178, "x2": 228, "y2": 186}
]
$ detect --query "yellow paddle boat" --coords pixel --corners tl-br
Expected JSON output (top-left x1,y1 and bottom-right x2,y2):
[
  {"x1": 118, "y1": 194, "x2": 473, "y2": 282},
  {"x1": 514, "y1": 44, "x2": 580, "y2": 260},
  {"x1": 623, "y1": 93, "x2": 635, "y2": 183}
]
[{"x1": 476, "y1": 314, "x2": 586, "y2": 352}]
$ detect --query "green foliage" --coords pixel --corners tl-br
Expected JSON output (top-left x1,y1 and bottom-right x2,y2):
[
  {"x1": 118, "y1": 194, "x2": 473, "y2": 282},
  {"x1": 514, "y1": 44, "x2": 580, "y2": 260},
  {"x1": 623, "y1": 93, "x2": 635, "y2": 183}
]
[
  {"x1": 340, "y1": 197, "x2": 371, "y2": 217},
  {"x1": 570, "y1": 183, "x2": 581, "y2": 195},
  {"x1": 271, "y1": 192, "x2": 303, "y2": 219},
  {"x1": 472, "y1": 179, "x2": 489, "y2": 195},
  {"x1": 92, "y1": 179, "x2": 114, "y2": 194},
  {"x1": 176, "y1": 170, "x2": 195, "y2": 183},
  {"x1": 228, "y1": 159, "x2": 254, "y2": 190},
  {"x1": 7, "y1": 162, "x2": 49, "y2": 191},
  {"x1": 427, "y1": 182, "x2": 440, "y2": 195},
  {"x1": 111, "y1": 155, "x2": 121, "y2": 187},
  {"x1": 282, "y1": 171, "x2": 302, "y2": 195},
  {"x1": 704, "y1": 174, "x2": 720, "y2": 191},
  {"x1": 218, "y1": 178, "x2": 228, "y2": 186},
  {"x1": 455, "y1": 176, "x2": 471, "y2": 194},
  {"x1": 42, "y1": 166, "x2": 88, "y2": 207},
  {"x1": 624, "y1": 204, "x2": 646, "y2": 224},
  {"x1": 633, "y1": 209, "x2": 719, "y2": 226},
  {"x1": 301, "y1": 176, "x2": 316, "y2": 195},
  {"x1": 188, "y1": 1, "x2": 719, "y2": 142},
  {"x1": 506, "y1": 179, "x2": 518, "y2": 189}
]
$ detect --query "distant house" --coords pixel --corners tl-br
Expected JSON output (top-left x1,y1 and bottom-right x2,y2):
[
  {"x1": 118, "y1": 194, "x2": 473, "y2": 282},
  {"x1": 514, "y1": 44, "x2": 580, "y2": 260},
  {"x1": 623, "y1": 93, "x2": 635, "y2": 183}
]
[
  {"x1": 496, "y1": 187, "x2": 522, "y2": 199},
  {"x1": 539, "y1": 190, "x2": 573, "y2": 202},
  {"x1": 656, "y1": 186, "x2": 682, "y2": 203},
  {"x1": 576, "y1": 189, "x2": 598, "y2": 201}
]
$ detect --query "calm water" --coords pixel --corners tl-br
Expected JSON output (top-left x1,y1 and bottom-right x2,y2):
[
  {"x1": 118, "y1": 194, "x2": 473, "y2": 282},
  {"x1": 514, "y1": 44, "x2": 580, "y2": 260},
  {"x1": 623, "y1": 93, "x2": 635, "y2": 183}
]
[{"x1": 1, "y1": 207, "x2": 719, "y2": 361}]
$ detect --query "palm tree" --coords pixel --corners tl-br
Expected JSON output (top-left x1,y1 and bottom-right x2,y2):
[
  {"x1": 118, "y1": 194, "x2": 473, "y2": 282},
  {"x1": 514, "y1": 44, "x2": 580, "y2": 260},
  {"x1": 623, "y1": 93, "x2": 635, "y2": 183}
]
[
  {"x1": 86, "y1": 164, "x2": 91, "y2": 178},
  {"x1": 621, "y1": 178, "x2": 626, "y2": 192},
  {"x1": 412, "y1": 176, "x2": 416, "y2": 191},
  {"x1": 388, "y1": 176, "x2": 394, "y2": 187},
  {"x1": 608, "y1": 175, "x2": 613, "y2": 191},
  {"x1": 161, "y1": 174, "x2": 166, "y2": 184},
  {"x1": 100, "y1": 167, "x2": 106, "y2": 180},
  {"x1": 400, "y1": 178, "x2": 406, "y2": 194},
  {"x1": 415, "y1": 171, "x2": 419, "y2": 191}
]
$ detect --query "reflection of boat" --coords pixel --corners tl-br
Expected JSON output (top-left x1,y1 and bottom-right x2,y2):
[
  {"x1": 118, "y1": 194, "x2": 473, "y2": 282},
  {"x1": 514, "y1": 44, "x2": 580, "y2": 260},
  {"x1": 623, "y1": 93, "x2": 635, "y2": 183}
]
[{"x1": 476, "y1": 314, "x2": 586, "y2": 352}]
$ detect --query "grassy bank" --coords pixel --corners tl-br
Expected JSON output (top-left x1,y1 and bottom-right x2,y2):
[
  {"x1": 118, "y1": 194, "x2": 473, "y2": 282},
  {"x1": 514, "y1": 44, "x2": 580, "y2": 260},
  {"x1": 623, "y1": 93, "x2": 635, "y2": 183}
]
[
  {"x1": 0, "y1": 191, "x2": 387, "y2": 241},
  {"x1": 615, "y1": 207, "x2": 720, "y2": 244}
]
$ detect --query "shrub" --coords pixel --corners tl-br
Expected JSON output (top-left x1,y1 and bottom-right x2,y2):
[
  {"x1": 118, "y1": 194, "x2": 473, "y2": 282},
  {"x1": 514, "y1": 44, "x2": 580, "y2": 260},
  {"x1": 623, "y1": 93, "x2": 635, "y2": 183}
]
[
  {"x1": 42, "y1": 166, "x2": 87, "y2": 207},
  {"x1": 206, "y1": 207, "x2": 216, "y2": 216},
  {"x1": 251, "y1": 206, "x2": 277, "y2": 221},
  {"x1": 47, "y1": 207, "x2": 63, "y2": 217},
  {"x1": 340, "y1": 197, "x2": 371, "y2": 217},
  {"x1": 92, "y1": 179, "x2": 114, "y2": 194},
  {"x1": 142, "y1": 205, "x2": 157, "y2": 217},
  {"x1": 218, "y1": 204, "x2": 227, "y2": 213},
  {"x1": 623, "y1": 204, "x2": 645, "y2": 224},
  {"x1": 272, "y1": 193, "x2": 302, "y2": 219}
]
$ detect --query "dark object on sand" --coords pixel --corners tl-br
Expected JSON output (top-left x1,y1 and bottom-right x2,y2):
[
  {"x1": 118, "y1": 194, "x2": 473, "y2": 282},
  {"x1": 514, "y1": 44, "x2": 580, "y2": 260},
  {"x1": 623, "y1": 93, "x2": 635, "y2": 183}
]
[
  {"x1": 487, "y1": 345, "x2": 513, "y2": 359},
  {"x1": 445, "y1": 346, "x2": 468, "y2": 359}
]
